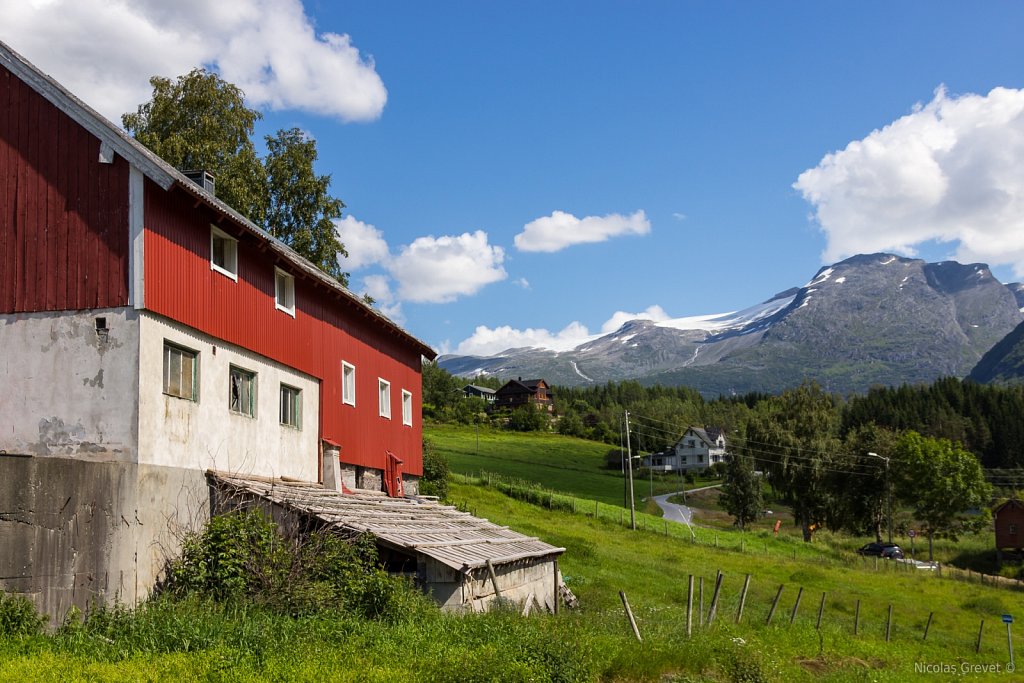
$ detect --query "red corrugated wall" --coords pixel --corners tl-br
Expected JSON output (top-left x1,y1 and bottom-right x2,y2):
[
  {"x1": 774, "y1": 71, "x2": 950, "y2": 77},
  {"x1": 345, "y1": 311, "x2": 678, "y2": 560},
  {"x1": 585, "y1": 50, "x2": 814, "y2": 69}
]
[
  {"x1": 0, "y1": 65, "x2": 129, "y2": 313},
  {"x1": 143, "y1": 183, "x2": 424, "y2": 475}
]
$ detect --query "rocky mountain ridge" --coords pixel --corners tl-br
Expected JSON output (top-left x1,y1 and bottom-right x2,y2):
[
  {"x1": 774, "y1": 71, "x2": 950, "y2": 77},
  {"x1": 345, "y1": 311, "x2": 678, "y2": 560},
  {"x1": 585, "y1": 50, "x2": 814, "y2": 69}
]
[{"x1": 439, "y1": 253, "x2": 1024, "y2": 395}]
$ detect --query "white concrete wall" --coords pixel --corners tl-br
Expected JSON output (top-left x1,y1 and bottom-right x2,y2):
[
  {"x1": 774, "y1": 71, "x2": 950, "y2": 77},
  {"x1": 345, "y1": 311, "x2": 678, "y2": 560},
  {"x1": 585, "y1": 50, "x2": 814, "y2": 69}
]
[
  {"x1": 137, "y1": 313, "x2": 320, "y2": 481},
  {"x1": 0, "y1": 309, "x2": 140, "y2": 461}
]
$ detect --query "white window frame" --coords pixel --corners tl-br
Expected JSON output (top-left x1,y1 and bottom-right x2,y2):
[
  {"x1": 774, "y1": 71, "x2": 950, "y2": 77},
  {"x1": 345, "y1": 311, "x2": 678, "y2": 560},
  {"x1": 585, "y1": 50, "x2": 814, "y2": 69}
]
[
  {"x1": 402, "y1": 389, "x2": 413, "y2": 427},
  {"x1": 378, "y1": 378, "x2": 391, "y2": 419},
  {"x1": 342, "y1": 361, "x2": 356, "y2": 407},
  {"x1": 163, "y1": 341, "x2": 198, "y2": 401},
  {"x1": 279, "y1": 383, "x2": 301, "y2": 429},
  {"x1": 275, "y1": 267, "x2": 296, "y2": 317},
  {"x1": 229, "y1": 365, "x2": 257, "y2": 418},
  {"x1": 210, "y1": 225, "x2": 238, "y2": 281}
]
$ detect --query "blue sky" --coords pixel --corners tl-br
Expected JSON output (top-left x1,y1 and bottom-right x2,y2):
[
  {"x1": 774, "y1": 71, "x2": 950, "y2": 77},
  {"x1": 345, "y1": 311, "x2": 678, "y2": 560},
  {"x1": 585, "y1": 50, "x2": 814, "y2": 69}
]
[{"x1": 6, "y1": 1, "x2": 1024, "y2": 355}]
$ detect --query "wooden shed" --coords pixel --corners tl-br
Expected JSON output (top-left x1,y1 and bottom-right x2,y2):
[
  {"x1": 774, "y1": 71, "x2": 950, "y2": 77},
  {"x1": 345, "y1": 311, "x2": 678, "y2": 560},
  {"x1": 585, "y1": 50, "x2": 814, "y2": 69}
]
[
  {"x1": 994, "y1": 499, "x2": 1024, "y2": 561},
  {"x1": 208, "y1": 471, "x2": 568, "y2": 612}
]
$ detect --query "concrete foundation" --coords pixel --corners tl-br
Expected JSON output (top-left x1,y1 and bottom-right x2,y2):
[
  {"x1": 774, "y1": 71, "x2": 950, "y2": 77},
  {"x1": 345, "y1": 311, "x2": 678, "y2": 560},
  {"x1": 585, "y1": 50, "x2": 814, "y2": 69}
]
[
  {"x1": 357, "y1": 466, "x2": 383, "y2": 492},
  {"x1": 0, "y1": 454, "x2": 208, "y2": 623}
]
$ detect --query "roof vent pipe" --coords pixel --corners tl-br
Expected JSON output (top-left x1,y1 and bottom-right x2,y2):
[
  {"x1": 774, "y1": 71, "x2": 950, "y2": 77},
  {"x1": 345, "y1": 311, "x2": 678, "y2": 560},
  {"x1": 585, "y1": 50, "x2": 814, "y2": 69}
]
[{"x1": 181, "y1": 170, "x2": 216, "y2": 195}]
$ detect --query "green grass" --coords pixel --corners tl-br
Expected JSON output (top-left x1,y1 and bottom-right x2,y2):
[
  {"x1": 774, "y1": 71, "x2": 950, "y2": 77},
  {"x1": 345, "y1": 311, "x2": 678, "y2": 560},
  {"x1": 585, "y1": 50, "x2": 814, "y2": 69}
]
[{"x1": 426, "y1": 423, "x2": 701, "y2": 507}]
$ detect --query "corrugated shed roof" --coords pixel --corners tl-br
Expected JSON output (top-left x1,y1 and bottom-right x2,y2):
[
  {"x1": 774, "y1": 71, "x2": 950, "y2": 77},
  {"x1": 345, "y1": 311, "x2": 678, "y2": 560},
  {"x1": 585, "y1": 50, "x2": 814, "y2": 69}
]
[{"x1": 209, "y1": 471, "x2": 565, "y2": 572}]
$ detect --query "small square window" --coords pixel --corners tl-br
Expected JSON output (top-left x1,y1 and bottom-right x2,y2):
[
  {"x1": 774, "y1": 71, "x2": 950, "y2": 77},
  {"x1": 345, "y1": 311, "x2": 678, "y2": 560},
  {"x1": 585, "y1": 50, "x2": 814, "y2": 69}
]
[
  {"x1": 210, "y1": 226, "x2": 238, "y2": 280},
  {"x1": 402, "y1": 389, "x2": 412, "y2": 427},
  {"x1": 342, "y1": 361, "x2": 356, "y2": 407},
  {"x1": 229, "y1": 366, "x2": 256, "y2": 417},
  {"x1": 1011, "y1": 524, "x2": 1018, "y2": 535},
  {"x1": 280, "y1": 384, "x2": 301, "y2": 428},
  {"x1": 163, "y1": 342, "x2": 198, "y2": 401},
  {"x1": 378, "y1": 378, "x2": 391, "y2": 419},
  {"x1": 275, "y1": 268, "x2": 295, "y2": 317}
]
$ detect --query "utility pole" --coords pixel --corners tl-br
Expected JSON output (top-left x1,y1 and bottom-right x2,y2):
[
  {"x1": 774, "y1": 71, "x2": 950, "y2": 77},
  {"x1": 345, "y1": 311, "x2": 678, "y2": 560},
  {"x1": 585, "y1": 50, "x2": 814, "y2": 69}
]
[
  {"x1": 626, "y1": 410, "x2": 636, "y2": 530},
  {"x1": 868, "y1": 452, "x2": 892, "y2": 543}
]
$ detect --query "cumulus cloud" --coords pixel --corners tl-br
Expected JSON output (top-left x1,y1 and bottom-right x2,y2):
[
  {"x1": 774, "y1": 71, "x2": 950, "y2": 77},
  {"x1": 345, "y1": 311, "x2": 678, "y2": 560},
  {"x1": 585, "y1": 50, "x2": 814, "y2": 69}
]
[
  {"x1": 513, "y1": 278, "x2": 531, "y2": 289},
  {"x1": 388, "y1": 231, "x2": 507, "y2": 303},
  {"x1": 360, "y1": 274, "x2": 404, "y2": 323},
  {"x1": 455, "y1": 322, "x2": 594, "y2": 356},
  {"x1": 336, "y1": 215, "x2": 390, "y2": 270},
  {"x1": 600, "y1": 305, "x2": 671, "y2": 333},
  {"x1": 514, "y1": 210, "x2": 650, "y2": 253},
  {"x1": 3, "y1": 0, "x2": 386, "y2": 123},
  {"x1": 794, "y1": 86, "x2": 1024, "y2": 274},
  {"x1": 453, "y1": 305, "x2": 670, "y2": 356}
]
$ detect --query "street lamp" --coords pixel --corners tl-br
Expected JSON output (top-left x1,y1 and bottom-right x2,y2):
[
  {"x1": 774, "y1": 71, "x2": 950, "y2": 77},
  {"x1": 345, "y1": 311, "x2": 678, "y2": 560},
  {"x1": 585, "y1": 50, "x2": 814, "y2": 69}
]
[{"x1": 867, "y1": 452, "x2": 892, "y2": 544}]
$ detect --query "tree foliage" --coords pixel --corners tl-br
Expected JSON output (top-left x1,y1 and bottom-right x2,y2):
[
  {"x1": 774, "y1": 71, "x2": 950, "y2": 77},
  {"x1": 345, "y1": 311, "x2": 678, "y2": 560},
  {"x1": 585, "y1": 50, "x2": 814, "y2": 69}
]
[
  {"x1": 264, "y1": 128, "x2": 347, "y2": 279},
  {"x1": 122, "y1": 69, "x2": 267, "y2": 224},
  {"x1": 719, "y1": 453, "x2": 762, "y2": 530},
  {"x1": 743, "y1": 383, "x2": 841, "y2": 542},
  {"x1": 892, "y1": 431, "x2": 992, "y2": 559}
]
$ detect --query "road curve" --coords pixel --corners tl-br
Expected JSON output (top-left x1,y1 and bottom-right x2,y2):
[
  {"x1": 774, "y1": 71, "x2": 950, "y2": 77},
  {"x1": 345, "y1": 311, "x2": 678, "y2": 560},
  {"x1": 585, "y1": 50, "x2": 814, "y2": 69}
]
[{"x1": 652, "y1": 484, "x2": 722, "y2": 526}]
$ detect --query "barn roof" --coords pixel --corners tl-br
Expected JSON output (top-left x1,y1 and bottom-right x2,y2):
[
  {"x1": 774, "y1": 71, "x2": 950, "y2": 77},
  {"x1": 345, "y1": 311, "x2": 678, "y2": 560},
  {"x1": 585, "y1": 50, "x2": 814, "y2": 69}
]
[
  {"x1": 0, "y1": 40, "x2": 435, "y2": 360},
  {"x1": 208, "y1": 471, "x2": 565, "y2": 572}
]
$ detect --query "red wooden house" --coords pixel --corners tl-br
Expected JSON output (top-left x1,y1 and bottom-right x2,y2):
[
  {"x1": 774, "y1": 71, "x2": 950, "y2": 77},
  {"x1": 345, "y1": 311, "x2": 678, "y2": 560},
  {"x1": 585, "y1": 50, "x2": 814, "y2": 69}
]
[
  {"x1": 493, "y1": 378, "x2": 554, "y2": 412},
  {"x1": 994, "y1": 499, "x2": 1024, "y2": 561},
  {"x1": 0, "y1": 40, "x2": 436, "y2": 617}
]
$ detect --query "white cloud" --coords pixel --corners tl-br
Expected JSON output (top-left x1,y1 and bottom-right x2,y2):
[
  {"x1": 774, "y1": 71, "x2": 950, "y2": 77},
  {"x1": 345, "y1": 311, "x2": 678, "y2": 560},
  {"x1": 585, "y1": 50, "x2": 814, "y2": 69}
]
[
  {"x1": 388, "y1": 231, "x2": 507, "y2": 303},
  {"x1": 360, "y1": 274, "x2": 403, "y2": 323},
  {"x1": 513, "y1": 277, "x2": 531, "y2": 289},
  {"x1": 672, "y1": 212, "x2": 687, "y2": 221},
  {"x1": 336, "y1": 215, "x2": 390, "y2": 270},
  {"x1": 600, "y1": 305, "x2": 671, "y2": 333},
  {"x1": 3, "y1": 0, "x2": 386, "y2": 123},
  {"x1": 452, "y1": 305, "x2": 672, "y2": 356},
  {"x1": 514, "y1": 210, "x2": 650, "y2": 253},
  {"x1": 455, "y1": 322, "x2": 594, "y2": 356},
  {"x1": 794, "y1": 86, "x2": 1024, "y2": 275}
]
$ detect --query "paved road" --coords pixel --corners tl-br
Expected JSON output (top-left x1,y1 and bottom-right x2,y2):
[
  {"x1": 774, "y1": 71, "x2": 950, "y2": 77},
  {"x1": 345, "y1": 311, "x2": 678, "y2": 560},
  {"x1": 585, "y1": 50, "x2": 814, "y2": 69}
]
[{"x1": 652, "y1": 484, "x2": 722, "y2": 526}]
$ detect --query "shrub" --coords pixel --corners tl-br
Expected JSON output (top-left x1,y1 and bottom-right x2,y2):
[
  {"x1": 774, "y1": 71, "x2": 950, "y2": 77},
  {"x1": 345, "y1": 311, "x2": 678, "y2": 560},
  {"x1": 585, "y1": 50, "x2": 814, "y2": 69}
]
[
  {"x1": 0, "y1": 590, "x2": 47, "y2": 637},
  {"x1": 164, "y1": 509, "x2": 424, "y2": 620},
  {"x1": 507, "y1": 405, "x2": 548, "y2": 432},
  {"x1": 420, "y1": 438, "x2": 450, "y2": 500}
]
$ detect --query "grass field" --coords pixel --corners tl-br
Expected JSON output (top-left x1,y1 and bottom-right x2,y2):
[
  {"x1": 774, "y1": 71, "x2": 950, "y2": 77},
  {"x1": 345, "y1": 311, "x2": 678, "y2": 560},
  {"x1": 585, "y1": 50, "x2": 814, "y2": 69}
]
[{"x1": 426, "y1": 423, "x2": 716, "y2": 508}]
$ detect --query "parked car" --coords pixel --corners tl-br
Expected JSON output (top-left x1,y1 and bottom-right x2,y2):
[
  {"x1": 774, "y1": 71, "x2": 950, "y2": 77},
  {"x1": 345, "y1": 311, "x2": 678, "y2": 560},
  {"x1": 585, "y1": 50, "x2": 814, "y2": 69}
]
[
  {"x1": 880, "y1": 546, "x2": 904, "y2": 560},
  {"x1": 857, "y1": 542, "x2": 901, "y2": 557}
]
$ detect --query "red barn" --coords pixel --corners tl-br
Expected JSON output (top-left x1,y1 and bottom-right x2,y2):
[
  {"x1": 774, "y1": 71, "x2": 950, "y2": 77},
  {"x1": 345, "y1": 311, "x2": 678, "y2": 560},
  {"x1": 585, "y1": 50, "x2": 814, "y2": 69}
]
[{"x1": 0, "y1": 41, "x2": 436, "y2": 618}]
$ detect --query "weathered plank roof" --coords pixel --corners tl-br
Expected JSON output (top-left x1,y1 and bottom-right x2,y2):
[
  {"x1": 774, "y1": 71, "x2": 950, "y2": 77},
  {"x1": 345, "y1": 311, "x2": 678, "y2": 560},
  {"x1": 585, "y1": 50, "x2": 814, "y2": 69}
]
[{"x1": 208, "y1": 471, "x2": 565, "y2": 573}]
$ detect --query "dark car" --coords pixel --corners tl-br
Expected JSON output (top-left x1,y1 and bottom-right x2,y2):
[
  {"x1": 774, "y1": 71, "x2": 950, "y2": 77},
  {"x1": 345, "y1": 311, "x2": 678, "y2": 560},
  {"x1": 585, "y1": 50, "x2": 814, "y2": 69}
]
[
  {"x1": 880, "y1": 546, "x2": 904, "y2": 560},
  {"x1": 857, "y1": 542, "x2": 900, "y2": 556}
]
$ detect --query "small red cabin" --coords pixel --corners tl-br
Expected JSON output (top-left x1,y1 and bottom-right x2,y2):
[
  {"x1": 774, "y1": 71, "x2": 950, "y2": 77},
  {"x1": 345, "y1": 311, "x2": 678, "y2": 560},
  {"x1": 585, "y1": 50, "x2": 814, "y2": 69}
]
[{"x1": 994, "y1": 500, "x2": 1024, "y2": 559}]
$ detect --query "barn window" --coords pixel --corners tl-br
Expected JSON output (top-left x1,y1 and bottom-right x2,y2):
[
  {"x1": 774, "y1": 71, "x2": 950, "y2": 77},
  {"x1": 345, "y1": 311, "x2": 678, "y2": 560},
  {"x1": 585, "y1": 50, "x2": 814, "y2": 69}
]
[
  {"x1": 229, "y1": 366, "x2": 256, "y2": 417},
  {"x1": 402, "y1": 389, "x2": 413, "y2": 426},
  {"x1": 342, "y1": 361, "x2": 356, "y2": 406},
  {"x1": 379, "y1": 378, "x2": 391, "y2": 419},
  {"x1": 1011, "y1": 524, "x2": 1018, "y2": 535},
  {"x1": 163, "y1": 342, "x2": 198, "y2": 401},
  {"x1": 210, "y1": 226, "x2": 238, "y2": 280},
  {"x1": 279, "y1": 384, "x2": 301, "y2": 428},
  {"x1": 275, "y1": 268, "x2": 295, "y2": 317}
]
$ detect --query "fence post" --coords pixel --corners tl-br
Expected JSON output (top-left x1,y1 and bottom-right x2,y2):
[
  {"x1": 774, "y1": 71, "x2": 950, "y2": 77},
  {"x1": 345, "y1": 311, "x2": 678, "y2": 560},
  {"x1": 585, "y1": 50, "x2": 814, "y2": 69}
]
[
  {"x1": 923, "y1": 612, "x2": 933, "y2": 641},
  {"x1": 699, "y1": 577, "x2": 705, "y2": 627},
  {"x1": 620, "y1": 591, "x2": 642, "y2": 641},
  {"x1": 977, "y1": 619, "x2": 985, "y2": 654},
  {"x1": 736, "y1": 574, "x2": 751, "y2": 624},
  {"x1": 790, "y1": 586, "x2": 804, "y2": 625},
  {"x1": 885, "y1": 604, "x2": 893, "y2": 642},
  {"x1": 595, "y1": 499, "x2": 599, "y2": 518},
  {"x1": 816, "y1": 592, "x2": 826, "y2": 630},
  {"x1": 686, "y1": 575, "x2": 694, "y2": 638},
  {"x1": 766, "y1": 584, "x2": 784, "y2": 625},
  {"x1": 707, "y1": 572, "x2": 724, "y2": 624},
  {"x1": 854, "y1": 599, "x2": 860, "y2": 635}
]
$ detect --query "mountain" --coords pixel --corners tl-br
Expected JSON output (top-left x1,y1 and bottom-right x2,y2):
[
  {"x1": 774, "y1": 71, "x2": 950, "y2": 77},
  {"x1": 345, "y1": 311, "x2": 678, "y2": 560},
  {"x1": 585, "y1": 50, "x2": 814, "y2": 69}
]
[
  {"x1": 969, "y1": 321, "x2": 1024, "y2": 385},
  {"x1": 440, "y1": 254, "x2": 1024, "y2": 395}
]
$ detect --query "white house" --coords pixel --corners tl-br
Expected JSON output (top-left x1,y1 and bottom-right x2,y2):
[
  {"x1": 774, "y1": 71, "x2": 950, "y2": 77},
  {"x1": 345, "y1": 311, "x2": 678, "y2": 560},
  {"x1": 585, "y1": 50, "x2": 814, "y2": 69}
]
[{"x1": 644, "y1": 427, "x2": 728, "y2": 473}]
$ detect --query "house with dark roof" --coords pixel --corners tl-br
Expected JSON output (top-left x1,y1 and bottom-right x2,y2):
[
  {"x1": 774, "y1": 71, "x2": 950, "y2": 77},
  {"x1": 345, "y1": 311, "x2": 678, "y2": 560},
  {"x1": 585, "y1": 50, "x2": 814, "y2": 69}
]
[
  {"x1": 463, "y1": 384, "x2": 497, "y2": 403},
  {"x1": 643, "y1": 426, "x2": 728, "y2": 472},
  {"x1": 493, "y1": 378, "x2": 554, "y2": 412},
  {"x1": 994, "y1": 499, "x2": 1024, "y2": 562}
]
